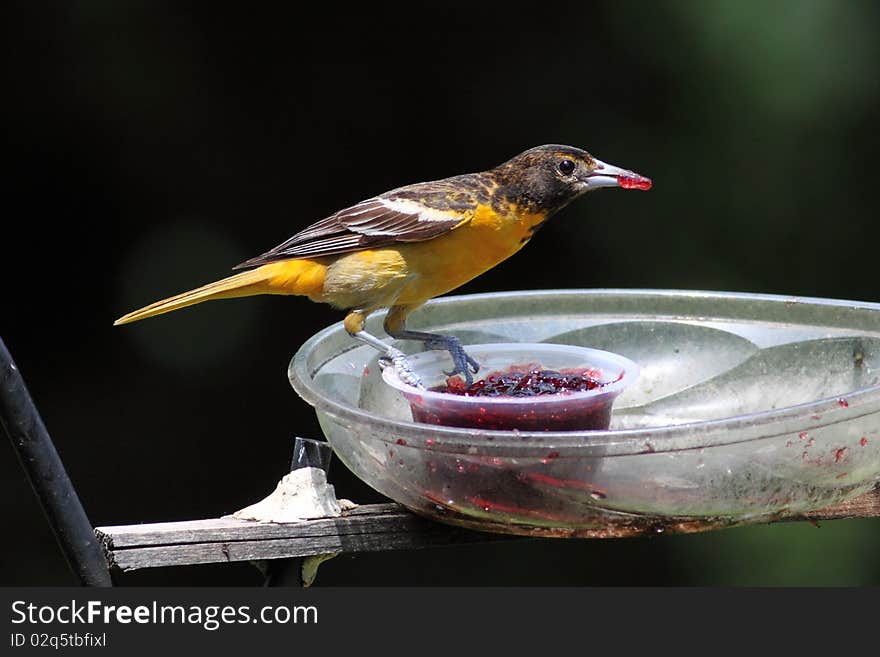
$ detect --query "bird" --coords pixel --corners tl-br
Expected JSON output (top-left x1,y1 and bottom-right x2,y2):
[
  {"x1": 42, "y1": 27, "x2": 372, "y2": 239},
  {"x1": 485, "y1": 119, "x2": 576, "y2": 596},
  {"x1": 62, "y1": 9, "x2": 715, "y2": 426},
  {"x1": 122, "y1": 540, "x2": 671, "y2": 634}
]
[{"x1": 114, "y1": 144, "x2": 651, "y2": 387}]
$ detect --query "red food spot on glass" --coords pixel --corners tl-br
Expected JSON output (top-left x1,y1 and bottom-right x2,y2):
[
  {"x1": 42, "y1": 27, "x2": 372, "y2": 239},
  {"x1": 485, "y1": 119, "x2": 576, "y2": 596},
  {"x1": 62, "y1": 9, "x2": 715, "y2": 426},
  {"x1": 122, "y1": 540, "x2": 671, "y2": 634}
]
[
  {"x1": 395, "y1": 438, "x2": 407, "y2": 446},
  {"x1": 363, "y1": 366, "x2": 370, "y2": 376},
  {"x1": 541, "y1": 451, "x2": 560, "y2": 464},
  {"x1": 467, "y1": 496, "x2": 570, "y2": 522},
  {"x1": 469, "y1": 496, "x2": 529, "y2": 515},
  {"x1": 834, "y1": 447, "x2": 847, "y2": 463},
  {"x1": 860, "y1": 436, "x2": 869, "y2": 447},
  {"x1": 838, "y1": 398, "x2": 849, "y2": 408},
  {"x1": 525, "y1": 472, "x2": 594, "y2": 490},
  {"x1": 799, "y1": 432, "x2": 808, "y2": 440}
]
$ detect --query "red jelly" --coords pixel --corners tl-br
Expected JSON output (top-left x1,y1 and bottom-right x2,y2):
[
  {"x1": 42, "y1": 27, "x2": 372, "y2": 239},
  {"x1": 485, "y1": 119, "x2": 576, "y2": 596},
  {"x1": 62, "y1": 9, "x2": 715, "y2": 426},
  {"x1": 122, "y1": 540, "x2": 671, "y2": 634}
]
[
  {"x1": 409, "y1": 365, "x2": 621, "y2": 431},
  {"x1": 617, "y1": 174, "x2": 652, "y2": 190},
  {"x1": 436, "y1": 368, "x2": 606, "y2": 397}
]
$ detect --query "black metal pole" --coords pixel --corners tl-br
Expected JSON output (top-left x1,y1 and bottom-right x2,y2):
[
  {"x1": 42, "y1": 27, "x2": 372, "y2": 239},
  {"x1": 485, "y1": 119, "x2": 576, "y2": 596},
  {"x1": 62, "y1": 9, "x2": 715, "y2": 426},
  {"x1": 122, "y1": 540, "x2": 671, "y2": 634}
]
[{"x1": 0, "y1": 336, "x2": 113, "y2": 587}]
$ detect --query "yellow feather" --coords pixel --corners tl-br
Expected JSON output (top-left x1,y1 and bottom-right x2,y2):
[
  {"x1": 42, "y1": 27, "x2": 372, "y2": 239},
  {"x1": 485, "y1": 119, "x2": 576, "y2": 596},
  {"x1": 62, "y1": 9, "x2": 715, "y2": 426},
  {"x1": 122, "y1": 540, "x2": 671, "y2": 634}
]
[{"x1": 114, "y1": 260, "x2": 327, "y2": 325}]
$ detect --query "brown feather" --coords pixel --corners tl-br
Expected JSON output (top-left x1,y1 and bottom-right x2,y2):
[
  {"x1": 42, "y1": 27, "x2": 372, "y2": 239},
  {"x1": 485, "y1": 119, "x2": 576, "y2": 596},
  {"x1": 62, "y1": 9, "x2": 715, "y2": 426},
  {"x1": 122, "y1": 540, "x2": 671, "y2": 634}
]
[{"x1": 233, "y1": 177, "x2": 485, "y2": 269}]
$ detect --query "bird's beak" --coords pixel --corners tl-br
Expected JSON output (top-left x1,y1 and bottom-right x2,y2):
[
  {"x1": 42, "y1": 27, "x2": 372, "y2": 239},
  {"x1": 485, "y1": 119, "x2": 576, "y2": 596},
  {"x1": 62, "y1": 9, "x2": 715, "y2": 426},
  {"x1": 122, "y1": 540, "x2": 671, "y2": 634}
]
[{"x1": 581, "y1": 158, "x2": 652, "y2": 191}]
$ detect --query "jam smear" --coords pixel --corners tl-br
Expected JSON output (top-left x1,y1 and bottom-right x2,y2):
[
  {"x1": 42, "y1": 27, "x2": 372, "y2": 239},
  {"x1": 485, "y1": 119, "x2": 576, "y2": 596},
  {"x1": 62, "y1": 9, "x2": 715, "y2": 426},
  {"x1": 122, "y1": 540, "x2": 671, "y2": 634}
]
[
  {"x1": 435, "y1": 368, "x2": 607, "y2": 397},
  {"x1": 411, "y1": 364, "x2": 622, "y2": 431},
  {"x1": 617, "y1": 174, "x2": 652, "y2": 191}
]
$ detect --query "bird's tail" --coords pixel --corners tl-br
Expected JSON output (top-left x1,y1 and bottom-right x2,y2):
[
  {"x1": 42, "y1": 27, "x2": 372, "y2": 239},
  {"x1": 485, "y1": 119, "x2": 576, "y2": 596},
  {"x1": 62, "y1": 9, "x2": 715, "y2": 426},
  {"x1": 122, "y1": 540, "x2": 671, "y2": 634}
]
[{"x1": 113, "y1": 259, "x2": 327, "y2": 325}]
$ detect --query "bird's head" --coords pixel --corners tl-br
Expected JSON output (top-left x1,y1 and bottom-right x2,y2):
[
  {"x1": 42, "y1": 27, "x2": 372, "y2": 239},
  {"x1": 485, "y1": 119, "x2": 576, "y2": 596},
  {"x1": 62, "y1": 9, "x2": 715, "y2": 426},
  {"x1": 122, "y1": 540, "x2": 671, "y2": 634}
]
[{"x1": 493, "y1": 144, "x2": 651, "y2": 214}]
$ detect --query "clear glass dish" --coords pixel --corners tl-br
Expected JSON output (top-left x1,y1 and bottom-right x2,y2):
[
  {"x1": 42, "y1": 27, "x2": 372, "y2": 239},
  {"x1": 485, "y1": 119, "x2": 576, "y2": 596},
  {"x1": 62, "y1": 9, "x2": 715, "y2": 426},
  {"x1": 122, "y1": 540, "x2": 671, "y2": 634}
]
[{"x1": 289, "y1": 289, "x2": 880, "y2": 537}]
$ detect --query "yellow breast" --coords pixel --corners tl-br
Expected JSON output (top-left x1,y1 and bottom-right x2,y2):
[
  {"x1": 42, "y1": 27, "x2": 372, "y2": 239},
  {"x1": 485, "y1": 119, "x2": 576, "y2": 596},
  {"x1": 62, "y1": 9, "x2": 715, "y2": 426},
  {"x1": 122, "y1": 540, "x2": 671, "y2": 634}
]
[
  {"x1": 393, "y1": 203, "x2": 547, "y2": 305},
  {"x1": 319, "y1": 202, "x2": 548, "y2": 311}
]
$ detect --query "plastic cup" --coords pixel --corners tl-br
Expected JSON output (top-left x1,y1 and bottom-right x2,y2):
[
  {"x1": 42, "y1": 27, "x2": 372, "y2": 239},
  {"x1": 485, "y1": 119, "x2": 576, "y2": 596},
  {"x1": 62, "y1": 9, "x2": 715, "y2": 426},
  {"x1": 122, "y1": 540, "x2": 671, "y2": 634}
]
[{"x1": 381, "y1": 343, "x2": 640, "y2": 431}]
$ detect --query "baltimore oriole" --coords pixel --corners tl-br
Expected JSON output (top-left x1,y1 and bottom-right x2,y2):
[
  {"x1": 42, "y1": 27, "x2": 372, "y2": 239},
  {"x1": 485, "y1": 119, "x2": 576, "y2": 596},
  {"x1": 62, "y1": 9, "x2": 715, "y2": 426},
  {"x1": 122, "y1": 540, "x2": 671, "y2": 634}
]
[{"x1": 115, "y1": 144, "x2": 651, "y2": 386}]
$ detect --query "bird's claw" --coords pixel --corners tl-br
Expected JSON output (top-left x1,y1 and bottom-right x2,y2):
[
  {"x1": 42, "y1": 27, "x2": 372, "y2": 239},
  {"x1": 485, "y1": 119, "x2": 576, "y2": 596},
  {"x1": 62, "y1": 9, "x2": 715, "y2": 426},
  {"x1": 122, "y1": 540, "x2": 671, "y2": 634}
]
[
  {"x1": 441, "y1": 343, "x2": 481, "y2": 386},
  {"x1": 377, "y1": 336, "x2": 479, "y2": 387},
  {"x1": 378, "y1": 347, "x2": 424, "y2": 389}
]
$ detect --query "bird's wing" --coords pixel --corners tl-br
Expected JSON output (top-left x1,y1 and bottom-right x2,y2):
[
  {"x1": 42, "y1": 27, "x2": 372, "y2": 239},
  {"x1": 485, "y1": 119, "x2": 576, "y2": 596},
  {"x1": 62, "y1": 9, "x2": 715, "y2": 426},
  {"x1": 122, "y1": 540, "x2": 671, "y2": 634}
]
[{"x1": 234, "y1": 177, "x2": 481, "y2": 268}]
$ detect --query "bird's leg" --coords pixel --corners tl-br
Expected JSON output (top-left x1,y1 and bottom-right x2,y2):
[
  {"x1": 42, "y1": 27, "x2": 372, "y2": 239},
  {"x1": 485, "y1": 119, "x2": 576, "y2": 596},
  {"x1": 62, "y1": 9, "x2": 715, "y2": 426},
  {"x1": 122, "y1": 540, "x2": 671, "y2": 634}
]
[
  {"x1": 344, "y1": 310, "x2": 424, "y2": 389},
  {"x1": 351, "y1": 330, "x2": 422, "y2": 387},
  {"x1": 390, "y1": 329, "x2": 480, "y2": 384},
  {"x1": 384, "y1": 306, "x2": 480, "y2": 384}
]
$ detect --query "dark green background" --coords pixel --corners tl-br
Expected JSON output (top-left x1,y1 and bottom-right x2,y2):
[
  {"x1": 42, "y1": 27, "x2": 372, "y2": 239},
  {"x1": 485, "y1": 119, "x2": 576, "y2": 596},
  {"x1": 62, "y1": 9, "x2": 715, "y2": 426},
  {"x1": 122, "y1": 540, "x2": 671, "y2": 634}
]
[{"x1": 4, "y1": 1, "x2": 880, "y2": 585}]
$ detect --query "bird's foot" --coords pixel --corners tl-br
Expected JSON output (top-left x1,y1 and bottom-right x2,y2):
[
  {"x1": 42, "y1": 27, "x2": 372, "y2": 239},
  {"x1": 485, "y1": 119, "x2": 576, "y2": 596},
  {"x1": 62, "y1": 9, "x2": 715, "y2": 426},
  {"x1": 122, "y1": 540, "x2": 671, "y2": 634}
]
[
  {"x1": 378, "y1": 347, "x2": 424, "y2": 389},
  {"x1": 424, "y1": 336, "x2": 480, "y2": 385}
]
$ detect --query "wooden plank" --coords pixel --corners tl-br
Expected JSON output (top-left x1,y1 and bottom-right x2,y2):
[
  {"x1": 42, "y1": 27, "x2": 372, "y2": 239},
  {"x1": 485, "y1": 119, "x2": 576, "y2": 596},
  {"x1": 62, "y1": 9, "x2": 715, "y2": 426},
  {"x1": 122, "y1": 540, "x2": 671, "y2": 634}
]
[
  {"x1": 97, "y1": 487, "x2": 880, "y2": 572},
  {"x1": 96, "y1": 504, "x2": 513, "y2": 572},
  {"x1": 99, "y1": 504, "x2": 408, "y2": 548},
  {"x1": 104, "y1": 524, "x2": 502, "y2": 572}
]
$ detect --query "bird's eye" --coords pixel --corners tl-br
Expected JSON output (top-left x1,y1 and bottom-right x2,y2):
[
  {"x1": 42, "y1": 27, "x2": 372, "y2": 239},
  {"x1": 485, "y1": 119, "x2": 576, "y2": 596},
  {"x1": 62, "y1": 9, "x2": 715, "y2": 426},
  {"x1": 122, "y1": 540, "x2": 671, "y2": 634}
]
[{"x1": 558, "y1": 159, "x2": 576, "y2": 176}]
